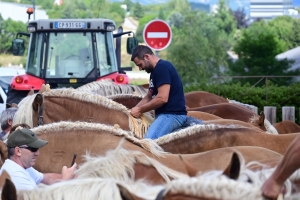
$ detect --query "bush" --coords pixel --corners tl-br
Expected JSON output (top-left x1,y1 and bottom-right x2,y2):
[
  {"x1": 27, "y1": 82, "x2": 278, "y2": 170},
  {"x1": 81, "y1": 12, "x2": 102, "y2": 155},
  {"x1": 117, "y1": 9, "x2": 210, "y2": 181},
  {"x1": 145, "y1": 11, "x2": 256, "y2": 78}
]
[{"x1": 184, "y1": 81, "x2": 300, "y2": 124}]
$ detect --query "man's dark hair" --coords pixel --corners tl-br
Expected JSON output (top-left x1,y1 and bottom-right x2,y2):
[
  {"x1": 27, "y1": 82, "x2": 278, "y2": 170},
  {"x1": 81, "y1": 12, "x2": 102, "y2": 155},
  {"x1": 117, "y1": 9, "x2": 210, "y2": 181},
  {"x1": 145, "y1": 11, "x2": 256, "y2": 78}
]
[{"x1": 131, "y1": 45, "x2": 154, "y2": 61}]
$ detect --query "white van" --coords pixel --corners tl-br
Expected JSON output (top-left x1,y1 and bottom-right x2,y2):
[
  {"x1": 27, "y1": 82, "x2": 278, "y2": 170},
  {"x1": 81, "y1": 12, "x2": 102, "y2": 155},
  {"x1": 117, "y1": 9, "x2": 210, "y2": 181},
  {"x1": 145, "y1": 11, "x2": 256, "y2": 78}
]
[{"x1": 0, "y1": 67, "x2": 25, "y2": 116}]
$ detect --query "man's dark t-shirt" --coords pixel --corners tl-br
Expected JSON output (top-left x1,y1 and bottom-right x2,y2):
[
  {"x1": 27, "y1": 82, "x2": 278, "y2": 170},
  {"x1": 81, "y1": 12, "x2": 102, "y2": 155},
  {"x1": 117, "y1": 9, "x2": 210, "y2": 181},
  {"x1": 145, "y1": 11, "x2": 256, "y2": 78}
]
[{"x1": 149, "y1": 59, "x2": 187, "y2": 115}]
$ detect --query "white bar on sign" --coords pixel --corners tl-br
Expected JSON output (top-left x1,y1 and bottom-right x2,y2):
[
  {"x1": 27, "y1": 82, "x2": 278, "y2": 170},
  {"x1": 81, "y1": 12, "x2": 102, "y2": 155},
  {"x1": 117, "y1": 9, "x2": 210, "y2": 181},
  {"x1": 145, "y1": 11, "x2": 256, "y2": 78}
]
[{"x1": 147, "y1": 32, "x2": 168, "y2": 38}]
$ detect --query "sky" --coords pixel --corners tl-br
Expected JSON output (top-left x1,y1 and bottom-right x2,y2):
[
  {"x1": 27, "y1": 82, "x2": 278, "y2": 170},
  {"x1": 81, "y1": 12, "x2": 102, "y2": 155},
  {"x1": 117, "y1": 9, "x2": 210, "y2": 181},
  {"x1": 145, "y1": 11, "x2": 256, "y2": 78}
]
[{"x1": 294, "y1": 0, "x2": 300, "y2": 6}]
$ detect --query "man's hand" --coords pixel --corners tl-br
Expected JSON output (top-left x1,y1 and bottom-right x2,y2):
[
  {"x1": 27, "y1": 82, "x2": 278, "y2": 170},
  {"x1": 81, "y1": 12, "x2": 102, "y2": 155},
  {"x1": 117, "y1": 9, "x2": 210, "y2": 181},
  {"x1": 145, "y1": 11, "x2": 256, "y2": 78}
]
[
  {"x1": 261, "y1": 175, "x2": 284, "y2": 200},
  {"x1": 130, "y1": 107, "x2": 142, "y2": 118},
  {"x1": 62, "y1": 163, "x2": 77, "y2": 180}
]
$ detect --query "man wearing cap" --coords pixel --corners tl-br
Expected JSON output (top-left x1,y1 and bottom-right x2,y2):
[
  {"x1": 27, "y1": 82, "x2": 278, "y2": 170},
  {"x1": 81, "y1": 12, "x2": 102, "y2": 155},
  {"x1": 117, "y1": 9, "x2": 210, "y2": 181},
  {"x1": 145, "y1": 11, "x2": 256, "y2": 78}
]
[{"x1": 0, "y1": 128, "x2": 77, "y2": 190}]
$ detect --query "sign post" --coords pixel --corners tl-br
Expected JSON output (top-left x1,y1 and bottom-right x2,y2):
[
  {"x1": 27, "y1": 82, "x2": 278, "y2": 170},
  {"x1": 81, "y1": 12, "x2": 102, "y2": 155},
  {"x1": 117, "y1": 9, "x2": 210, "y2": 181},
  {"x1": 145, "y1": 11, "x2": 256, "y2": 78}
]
[{"x1": 143, "y1": 19, "x2": 172, "y2": 55}]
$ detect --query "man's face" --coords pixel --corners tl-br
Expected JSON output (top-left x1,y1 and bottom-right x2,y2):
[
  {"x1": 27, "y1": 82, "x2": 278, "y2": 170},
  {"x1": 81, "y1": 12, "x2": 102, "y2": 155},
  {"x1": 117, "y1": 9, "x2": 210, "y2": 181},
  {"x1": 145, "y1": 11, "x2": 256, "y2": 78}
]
[
  {"x1": 133, "y1": 55, "x2": 154, "y2": 74},
  {"x1": 18, "y1": 146, "x2": 40, "y2": 168}
]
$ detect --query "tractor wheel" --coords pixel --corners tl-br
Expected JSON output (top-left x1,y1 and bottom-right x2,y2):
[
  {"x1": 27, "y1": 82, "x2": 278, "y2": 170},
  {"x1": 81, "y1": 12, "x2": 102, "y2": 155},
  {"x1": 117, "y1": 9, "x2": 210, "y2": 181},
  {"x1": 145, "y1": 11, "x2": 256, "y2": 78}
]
[{"x1": 6, "y1": 87, "x2": 30, "y2": 104}]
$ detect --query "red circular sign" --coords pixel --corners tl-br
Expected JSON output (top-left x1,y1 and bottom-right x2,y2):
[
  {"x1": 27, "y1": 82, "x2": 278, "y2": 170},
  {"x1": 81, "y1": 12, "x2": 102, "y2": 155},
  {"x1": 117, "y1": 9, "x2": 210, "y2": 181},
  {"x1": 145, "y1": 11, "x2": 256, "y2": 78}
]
[{"x1": 143, "y1": 19, "x2": 172, "y2": 51}]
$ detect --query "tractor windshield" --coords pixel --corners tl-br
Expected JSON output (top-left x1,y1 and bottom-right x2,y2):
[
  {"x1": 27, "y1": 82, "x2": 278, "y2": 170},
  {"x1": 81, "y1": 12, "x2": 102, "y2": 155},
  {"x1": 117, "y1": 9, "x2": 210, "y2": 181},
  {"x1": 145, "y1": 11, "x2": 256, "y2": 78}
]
[{"x1": 26, "y1": 31, "x2": 118, "y2": 79}]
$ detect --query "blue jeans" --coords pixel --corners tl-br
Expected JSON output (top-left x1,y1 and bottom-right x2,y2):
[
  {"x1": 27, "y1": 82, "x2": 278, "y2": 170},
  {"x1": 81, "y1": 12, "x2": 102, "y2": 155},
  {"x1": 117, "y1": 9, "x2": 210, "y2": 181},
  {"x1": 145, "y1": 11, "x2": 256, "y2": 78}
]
[{"x1": 144, "y1": 114, "x2": 187, "y2": 139}]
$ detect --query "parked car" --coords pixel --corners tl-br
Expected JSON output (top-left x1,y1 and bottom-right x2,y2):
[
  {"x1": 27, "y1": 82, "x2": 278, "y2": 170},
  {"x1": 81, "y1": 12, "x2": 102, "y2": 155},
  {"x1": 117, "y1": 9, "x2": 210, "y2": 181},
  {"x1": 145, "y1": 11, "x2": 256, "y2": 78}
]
[{"x1": 0, "y1": 67, "x2": 25, "y2": 116}]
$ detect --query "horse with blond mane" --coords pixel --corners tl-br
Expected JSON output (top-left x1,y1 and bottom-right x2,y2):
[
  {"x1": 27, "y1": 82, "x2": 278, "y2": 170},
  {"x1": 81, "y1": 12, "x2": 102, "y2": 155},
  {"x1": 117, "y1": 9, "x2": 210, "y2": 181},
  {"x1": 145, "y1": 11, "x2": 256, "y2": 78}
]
[
  {"x1": 13, "y1": 88, "x2": 153, "y2": 138},
  {"x1": 4, "y1": 121, "x2": 281, "y2": 183}
]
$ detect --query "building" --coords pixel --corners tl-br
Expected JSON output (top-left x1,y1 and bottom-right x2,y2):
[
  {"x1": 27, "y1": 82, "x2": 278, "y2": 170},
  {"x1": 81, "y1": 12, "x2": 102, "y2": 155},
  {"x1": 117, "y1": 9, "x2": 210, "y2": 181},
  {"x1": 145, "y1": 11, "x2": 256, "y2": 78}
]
[{"x1": 250, "y1": 0, "x2": 295, "y2": 20}]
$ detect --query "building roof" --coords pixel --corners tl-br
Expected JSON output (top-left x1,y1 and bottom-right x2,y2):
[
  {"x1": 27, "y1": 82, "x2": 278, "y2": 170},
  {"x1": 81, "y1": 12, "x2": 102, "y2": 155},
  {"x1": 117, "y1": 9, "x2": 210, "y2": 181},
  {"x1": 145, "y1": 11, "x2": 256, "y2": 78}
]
[{"x1": 276, "y1": 46, "x2": 300, "y2": 71}]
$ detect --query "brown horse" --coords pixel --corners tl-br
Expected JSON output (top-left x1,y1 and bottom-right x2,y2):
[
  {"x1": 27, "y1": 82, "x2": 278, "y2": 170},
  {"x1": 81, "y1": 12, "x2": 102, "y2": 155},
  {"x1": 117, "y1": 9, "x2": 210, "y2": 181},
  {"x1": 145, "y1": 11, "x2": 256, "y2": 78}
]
[
  {"x1": 184, "y1": 91, "x2": 228, "y2": 108},
  {"x1": 13, "y1": 88, "x2": 153, "y2": 138},
  {"x1": 273, "y1": 120, "x2": 300, "y2": 134},
  {"x1": 186, "y1": 103, "x2": 258, "y2": 122},
  {"x1": 187, "y1": 103, "x2": 278, "y2": 134},
  {"x1": 187, "y1": 111, "x2": 222, "y2": 120},
  {"x1": 155, "y1": 124, "x2": 298, "y2": 155},
  {"x1": 24, "y1": 122, "x2": 282, "y2": 181},
  {"x1": 107, "y1": 94, "x2": 143, "y2": 109}
]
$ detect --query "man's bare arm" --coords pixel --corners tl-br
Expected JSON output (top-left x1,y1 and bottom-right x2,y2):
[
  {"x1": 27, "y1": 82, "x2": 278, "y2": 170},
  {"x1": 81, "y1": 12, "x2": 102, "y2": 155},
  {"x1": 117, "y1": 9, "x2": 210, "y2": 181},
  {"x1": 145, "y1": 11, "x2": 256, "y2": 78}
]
[
  {"x1": 42, "y1": 163, "x2": 77, "y2": 185},
  {"x1": 136, "y1": 91, "x2": 152, "y2": 107},
  {"x1": 261, "y1": 134, "x2": 300, "y2": 199},
  {"x1": 139, "y1": 84, "x2": 170, "y2": 113}
]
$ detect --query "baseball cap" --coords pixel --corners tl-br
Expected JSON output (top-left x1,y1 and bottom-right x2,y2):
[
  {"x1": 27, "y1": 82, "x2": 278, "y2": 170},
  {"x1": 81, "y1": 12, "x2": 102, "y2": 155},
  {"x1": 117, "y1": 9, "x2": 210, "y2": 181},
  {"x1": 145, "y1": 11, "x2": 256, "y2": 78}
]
[{"x1": 7, "y1": 128, "x2": 48, "y2": 148}]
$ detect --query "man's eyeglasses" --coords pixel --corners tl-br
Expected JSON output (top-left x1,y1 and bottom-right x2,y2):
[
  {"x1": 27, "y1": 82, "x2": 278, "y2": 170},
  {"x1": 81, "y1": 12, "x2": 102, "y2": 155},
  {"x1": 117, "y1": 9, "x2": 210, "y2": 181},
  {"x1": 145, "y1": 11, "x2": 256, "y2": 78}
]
[{"x1": 19, "y1": 146, "x2": 39, "y2": 152}]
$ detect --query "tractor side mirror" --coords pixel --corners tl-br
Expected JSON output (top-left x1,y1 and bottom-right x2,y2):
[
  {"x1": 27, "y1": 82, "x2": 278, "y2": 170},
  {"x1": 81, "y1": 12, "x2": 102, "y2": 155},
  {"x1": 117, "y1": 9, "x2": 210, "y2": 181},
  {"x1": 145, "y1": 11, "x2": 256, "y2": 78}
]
[
  {"x1": 126, "y1": 37, "x2": 138, "y2": 55},
  {"x1": 12, "y1": 38, "x2": 25, "y2": 56}
]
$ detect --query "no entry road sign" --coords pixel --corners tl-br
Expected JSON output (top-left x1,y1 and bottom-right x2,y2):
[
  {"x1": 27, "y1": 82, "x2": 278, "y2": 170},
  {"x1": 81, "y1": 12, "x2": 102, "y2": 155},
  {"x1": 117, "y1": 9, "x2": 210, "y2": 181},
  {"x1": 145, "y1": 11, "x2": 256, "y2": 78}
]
[{"x1": 143, "y1": 19, "x2": 172, "y2": 51}]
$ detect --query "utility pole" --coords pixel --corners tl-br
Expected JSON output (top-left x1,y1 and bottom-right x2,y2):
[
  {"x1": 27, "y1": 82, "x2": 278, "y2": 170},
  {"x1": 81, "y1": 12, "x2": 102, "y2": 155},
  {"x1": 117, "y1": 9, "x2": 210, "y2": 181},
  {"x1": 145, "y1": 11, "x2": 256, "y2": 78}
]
[{"x1": 32, "y1": 0, "x2": 35, "y2": 20}]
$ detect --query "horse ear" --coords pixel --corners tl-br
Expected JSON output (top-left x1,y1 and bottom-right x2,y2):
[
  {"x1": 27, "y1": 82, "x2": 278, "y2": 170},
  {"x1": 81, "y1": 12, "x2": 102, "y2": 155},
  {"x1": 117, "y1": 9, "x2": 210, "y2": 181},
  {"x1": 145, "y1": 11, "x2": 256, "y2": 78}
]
[
  {"x1": 258, "y1": 111, "x2": 265, "y2": 126},
  {"x1": 117, "y1": 184, "x2": 143, "y2": 200},
  {"x1": 179, "y1": 155, "x2": 198, "y2": 177},
  {"x1": 11, "y1": 103, "x2": 18, "y2": 108},
  {"x1": 1, "y1": 178, "x2": 17, "y2": 200},
  {"x1": 38, "y1": 84, "x2": 46, "y2": 94},
  {"x1": 0, "y1": 170, "x2": 11, "y2": 188},
  {"x1": 32, "y1": 94, "x2": 43, "y2": 111},
  {"x1": 222, "y1": 152, "x2": 240, "y2": 180},
  {"x1": 27, "y1": 89, "x2": 34, "y2": 96}
]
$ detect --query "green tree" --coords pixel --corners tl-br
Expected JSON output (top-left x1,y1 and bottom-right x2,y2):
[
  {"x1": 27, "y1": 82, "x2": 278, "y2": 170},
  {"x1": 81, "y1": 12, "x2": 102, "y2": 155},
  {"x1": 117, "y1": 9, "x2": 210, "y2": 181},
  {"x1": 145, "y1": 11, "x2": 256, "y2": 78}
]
[
  {"x1": 268, "y1": 16, "x2": 300, "y2": 49},
  {"x1": 167, "y1": 12, "x2": 184, "y2": 29},
  {"x1": 0, "y1": 15, "x2": 27, "y2": 54},
  {"x1": 135, "y1": 14, "x2": 156, "y2": 43},
  {"x1": 167, "y1": 0, "x2": 190, "y2": 14},
  {"x1": 132, "y1": 2, "x2": 144, "y2": 20},
  {"x1": 123, "y1": 0, "x2": 134, "y2": 12},
  {"x1": 213, "y1": 0, "x2": 236, "y2": 35},
  {"x1": 229, "y1": 21, "x2": 299, "y2": 86},
  {"x1": 158, "y1": 7, "x2": 165, "y2": 20},
  {"x1": 166, "y1": 11, "x2": 229, "y2": 85}
]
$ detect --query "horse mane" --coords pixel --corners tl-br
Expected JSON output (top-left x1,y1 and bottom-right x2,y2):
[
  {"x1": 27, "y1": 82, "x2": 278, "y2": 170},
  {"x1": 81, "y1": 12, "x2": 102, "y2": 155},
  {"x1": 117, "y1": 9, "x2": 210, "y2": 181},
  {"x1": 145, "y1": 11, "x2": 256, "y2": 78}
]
[
  {"x1": 154, "y1": 124, "x2": 250, "y2": 145},
  {"x1": 106, "y1": 93, "x2": 144, "y2": 100},
  {"x1": 228, "y1": 99, "x2": 258, "y2": 113},
  {"x1": 249, "y1": 115, "x2": 278, "y2": 135},
  {"x1": 76, "y1": 139, "x2": 187, "y2": 183},
  {"x1": 161, "y1": 175, "x2": 263, "y2": 199},
  {"x1": 17, "y1": 177, "x2": 165, "y2": 200},
  {"x1": 13, "y1": 93, "x2": 37, "y2": 128},
  {"x1": 31, "y1": 121, "x2": 164, "y2": 157},
  {"x1": 76, "y1": 80, "x2": 148, "y2": 96},
  {"x1": 238, "y1": 161, "x2": 299, "y2": 199}
]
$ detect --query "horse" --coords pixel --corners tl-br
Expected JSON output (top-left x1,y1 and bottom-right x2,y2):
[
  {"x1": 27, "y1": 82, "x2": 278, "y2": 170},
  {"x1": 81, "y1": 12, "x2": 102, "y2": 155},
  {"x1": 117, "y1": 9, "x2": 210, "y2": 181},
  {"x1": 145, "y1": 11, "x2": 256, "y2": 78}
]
[
  {"x1": 187, "y1": 111, "x2": 222, "y2": 120},
  {"x1": 13, "y1": 88, "x2": 153, "y2": 139},
  {"x1": 76, "y1": 80, "x2": 148, "y2": 97},
  {"x1": 106, "y1": 94, "x2": 143, "y2": 109},
  {"x1": 155, "y1": 124, "x2": 298, "y2": 155},
  {"x1": 12, "y1": 121, "x2": 282, "y2": 181},
  {"x1": 187, "y1": 104, "x2": 278, "y2": 134},
  {"x1": 186, "y1": 103, "x2": 259, "y2": 122},
  {"x1": 273, "y1": 120, "x2": 300, "y2": 134},
  {"x1": 184, "y1": 91, "x2": 228, "y2": 108}
]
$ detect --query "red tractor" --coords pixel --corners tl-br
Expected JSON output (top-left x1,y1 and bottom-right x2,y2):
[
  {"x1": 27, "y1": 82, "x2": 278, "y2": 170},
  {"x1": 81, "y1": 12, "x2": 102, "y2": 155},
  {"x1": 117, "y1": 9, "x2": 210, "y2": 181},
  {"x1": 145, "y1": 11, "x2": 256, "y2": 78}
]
[{"x1": 7, "y1": 18, "x2": 138, "y2": 103}]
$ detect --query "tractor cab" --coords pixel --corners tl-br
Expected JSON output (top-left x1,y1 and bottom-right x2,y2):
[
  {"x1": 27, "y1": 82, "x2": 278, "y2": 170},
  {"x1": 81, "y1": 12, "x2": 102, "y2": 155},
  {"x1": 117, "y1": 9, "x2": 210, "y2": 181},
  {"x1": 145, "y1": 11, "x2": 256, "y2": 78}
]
[{"x1": 8, "y1": 19, "x2": 138, "y2": 103}]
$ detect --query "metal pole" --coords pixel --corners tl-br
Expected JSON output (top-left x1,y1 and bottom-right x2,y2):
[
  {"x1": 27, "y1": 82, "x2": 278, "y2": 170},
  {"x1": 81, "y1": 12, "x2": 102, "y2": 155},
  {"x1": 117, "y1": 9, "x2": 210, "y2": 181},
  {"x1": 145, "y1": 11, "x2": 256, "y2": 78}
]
[
  {"x1": 32, "y1": 0, "x2": 35, "y2": 20},
  {"x1": 266, "y1": 77, "x2": 268, "y2": 103},
  {"x1": 155, "y1": 51, "x2": 159, "y2": 57}
]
